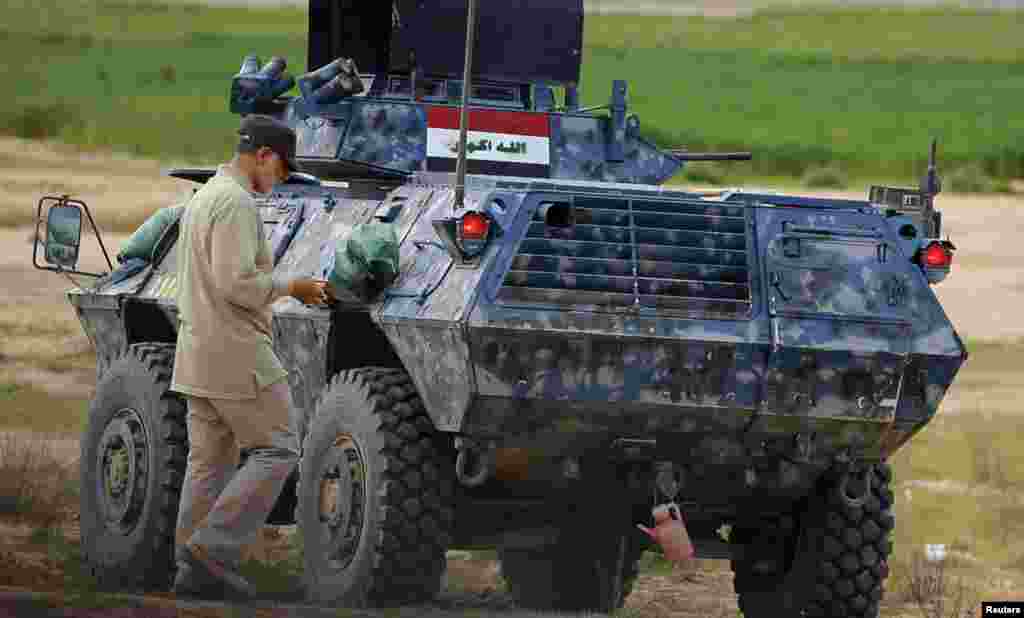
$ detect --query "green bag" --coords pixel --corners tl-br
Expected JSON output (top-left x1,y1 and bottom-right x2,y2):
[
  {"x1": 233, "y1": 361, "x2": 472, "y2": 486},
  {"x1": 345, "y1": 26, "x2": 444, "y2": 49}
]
[
  {"x1": 117, "y1": 205, "x2": 185, "y2": 263},
  {"x1": 329, "y1": 222, "x2": 400, "y2": 302}
]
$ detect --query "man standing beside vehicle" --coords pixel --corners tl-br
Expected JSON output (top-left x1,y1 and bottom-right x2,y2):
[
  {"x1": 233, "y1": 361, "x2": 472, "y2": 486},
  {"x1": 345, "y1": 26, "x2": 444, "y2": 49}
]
[{"x1": 170, "y1": 114, "x2": 329, "y2": 599}]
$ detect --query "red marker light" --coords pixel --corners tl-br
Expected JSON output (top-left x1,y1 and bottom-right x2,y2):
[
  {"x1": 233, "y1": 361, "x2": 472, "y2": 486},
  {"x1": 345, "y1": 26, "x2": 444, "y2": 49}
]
[
  {"x1": 460, "y1": 212, "x2": 490, "y2": 240},
  {"x1": 922, "y1": 242, "x2": 952, "y2": 268}
]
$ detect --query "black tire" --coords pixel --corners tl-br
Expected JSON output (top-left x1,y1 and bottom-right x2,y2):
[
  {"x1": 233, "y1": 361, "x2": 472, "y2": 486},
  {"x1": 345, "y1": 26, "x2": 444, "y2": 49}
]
[
  {"x1": 79, "y1": 343, "x2": 187, "y2": 592},
  {"x1": 731, "y1": 463, "x2": 895, "y2": 618},
  {"x1": 296, "y1": 367, "x2": 456, "y2": 606},
  {"x1": 498, "y1": 527, "x2": 645, "y2": 613}
]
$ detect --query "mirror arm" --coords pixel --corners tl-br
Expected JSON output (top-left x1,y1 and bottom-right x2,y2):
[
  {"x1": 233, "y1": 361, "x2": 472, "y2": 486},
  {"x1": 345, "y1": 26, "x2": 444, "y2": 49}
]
[
  {"x1": 32, "y1": 195, "x2": 111, "y2": 279},
  {"x1": 80, "y1": 199, "x2": 114, "y2": 271},
  {"x1": 31, "y1": 197, "x2": 46, "y2": 272}
]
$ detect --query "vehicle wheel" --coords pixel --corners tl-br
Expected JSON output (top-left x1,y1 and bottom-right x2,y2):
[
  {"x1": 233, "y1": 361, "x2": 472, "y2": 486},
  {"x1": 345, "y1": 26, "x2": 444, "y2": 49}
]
[
  {"x1": 296, "y1": 367, "x2": 455, "y2": 606},
  {"x1": 498, "y1": 526, "x2": 645, "y2": 613},
  {"x1": 731, "y1": 463, "x2": 895, "y2": 617},
  {"x1": 79, "y1": 343, "x2": 188, "y2": 591}
]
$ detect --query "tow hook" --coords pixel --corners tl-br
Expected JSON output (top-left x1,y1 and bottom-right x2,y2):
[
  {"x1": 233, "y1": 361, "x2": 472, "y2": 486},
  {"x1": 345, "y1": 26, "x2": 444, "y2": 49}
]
[
  {"x1": 837, "y1": 463, "x2": 873, "y2": 508},
  {"x1": 455, "y1": 437, "x2": 495, "y2": 487},
  {"x1": 611, "y1": 437, "x2": 657, "y2": 460}
]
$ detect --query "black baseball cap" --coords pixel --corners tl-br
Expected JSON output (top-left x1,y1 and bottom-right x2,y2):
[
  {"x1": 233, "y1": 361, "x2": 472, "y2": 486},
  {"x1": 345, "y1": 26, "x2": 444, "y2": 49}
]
[{"x1": 237, "y1": 114, "x2": 301, "y2": 173}]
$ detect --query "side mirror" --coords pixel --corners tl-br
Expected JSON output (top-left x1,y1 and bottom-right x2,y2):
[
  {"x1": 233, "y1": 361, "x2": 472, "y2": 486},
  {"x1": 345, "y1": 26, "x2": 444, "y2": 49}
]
[
  {"x1": 44, "y1": 204, "x2": 82, "y2": 270},
  {"x1": 33, "y1": 195, "x2": 113, "y2": 278}
]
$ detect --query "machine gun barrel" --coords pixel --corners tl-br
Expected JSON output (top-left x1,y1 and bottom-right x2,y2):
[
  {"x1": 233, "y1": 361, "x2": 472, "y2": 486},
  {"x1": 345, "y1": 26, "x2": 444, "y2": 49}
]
[{"x1": 668, "y1": 151, "x2": 752, "y2": 161}]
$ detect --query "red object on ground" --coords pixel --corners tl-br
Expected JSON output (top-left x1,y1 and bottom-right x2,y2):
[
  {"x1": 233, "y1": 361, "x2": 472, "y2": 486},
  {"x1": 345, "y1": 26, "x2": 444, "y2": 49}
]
[{"x1": 637, "y1": 503, "x2": 695, "y2": 563}]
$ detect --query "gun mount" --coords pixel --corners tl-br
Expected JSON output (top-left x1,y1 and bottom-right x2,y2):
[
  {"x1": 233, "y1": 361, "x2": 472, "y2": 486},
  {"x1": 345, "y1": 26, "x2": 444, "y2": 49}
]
[{"x1": 229, "y1": 0, "x2": 756, "y2": 186}]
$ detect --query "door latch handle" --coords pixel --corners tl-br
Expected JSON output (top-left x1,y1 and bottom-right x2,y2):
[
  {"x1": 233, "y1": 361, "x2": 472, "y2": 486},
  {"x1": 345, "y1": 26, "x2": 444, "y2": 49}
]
[
  {"x1": 888, "y1": 277, "x2": 905, "y2": 306},
  {"x1": 770, "y1": 271, "x2": 790, "y2": 302}
]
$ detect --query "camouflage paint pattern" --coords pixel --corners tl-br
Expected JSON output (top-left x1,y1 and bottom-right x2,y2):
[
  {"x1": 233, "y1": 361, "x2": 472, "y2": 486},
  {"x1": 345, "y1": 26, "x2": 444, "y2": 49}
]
[
  {"x1": 462, "y1": 395, "x2": 752, "y2": 457},
  {"x1": 377, "y1": 186, "x2": 489, "y2": 430},
  {"x1": 549, "y1": 115, "x2": 682, "y2": 185},
  {"x1": 756, "y1": 206, "x2": 949, "y2": 332},
  {"x1": 336, "y1": 102, "x2": 427, "y2": 173},
  {"x1": 270, "y1": 313, "x2": 331, "y2": 442},
  {"x1": 894, "y1": 353, "x2": 963, "y2": 423},
  {"x1": 373, "y1": 184, "x2": 437, "y2": 244},
  {"x1": 288, "y1": 103, "x2": 352, "y2": 159},
  {"x1": 74, "y1": 303, "x2": 127, "y2": 382},
  {"x1": 378, "y1": 322, "x2": 475, "y2": 432},
  {"x1": 272, "y1": 92, "x2": 690, "y2": 185},
  {"x1": 468, "y1": 330, "x2": 759, "y2": 436},
  {"x1": 269, "y1": 193, "x2": 379, "y2": 301},
  {"x1": 63, "y1": 138, "x2": 964, "y2": 487}
]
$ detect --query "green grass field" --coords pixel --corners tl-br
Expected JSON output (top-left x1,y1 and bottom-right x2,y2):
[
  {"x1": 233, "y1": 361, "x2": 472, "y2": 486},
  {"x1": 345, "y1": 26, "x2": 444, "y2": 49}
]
[{"x1": 2, "y1": 0, "x2": 1022, "y2": 183}]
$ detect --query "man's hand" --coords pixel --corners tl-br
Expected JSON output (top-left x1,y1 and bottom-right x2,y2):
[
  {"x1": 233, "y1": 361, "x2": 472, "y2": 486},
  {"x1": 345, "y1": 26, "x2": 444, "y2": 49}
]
[{"x1": 288, "y1": 278, "x2": 329, "y2": 306}]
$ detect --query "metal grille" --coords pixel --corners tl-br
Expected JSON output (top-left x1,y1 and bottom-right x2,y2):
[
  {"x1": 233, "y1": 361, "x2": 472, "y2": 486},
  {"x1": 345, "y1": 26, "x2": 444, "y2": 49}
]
[{"x1": 497, "y1": 196, "x2": 753, "y2": 318}]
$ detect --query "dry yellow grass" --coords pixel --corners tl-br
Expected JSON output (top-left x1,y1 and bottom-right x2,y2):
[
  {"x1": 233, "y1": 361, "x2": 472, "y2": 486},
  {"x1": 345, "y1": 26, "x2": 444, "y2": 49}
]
[
  {"x1": 884, "y1": 547, "x2": 1024, "y2": 618},
  {"x1": 0, "y1": 302, "x2": 96, "y2": 391},
  {"x1": 0, "y1": 333, "x2": 94, "y2": 371},
  {"x1": 0, "y1": 222, "x2": 124, "y2": 402},
  {"x1": 0, "y1": 302, "x2": 81, "y2": 339},
  {"x1": 0, "y1": 432, "x2": 78, "y2": 526},
  {"x1": 0, "y1": 136, "x2": 194, "y2": 233}
]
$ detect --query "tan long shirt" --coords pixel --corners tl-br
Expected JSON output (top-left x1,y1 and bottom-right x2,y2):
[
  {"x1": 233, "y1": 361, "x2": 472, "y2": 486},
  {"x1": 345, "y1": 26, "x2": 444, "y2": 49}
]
[{"x1": 171, "y1": 164, "x2": 292, "y2": 400}]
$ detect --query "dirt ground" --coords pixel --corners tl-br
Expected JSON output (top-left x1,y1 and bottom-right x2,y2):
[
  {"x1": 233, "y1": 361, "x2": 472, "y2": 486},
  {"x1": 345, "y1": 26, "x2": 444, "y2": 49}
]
[{"x1": 2, "y1": 136, "x2": 1023, "y2": 616}]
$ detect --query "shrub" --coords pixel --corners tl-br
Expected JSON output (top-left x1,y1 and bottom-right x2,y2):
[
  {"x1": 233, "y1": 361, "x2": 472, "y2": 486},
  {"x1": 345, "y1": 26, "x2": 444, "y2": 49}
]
[
  {"x1": 683, "y1": 162, "x2": 727, "y2": 185},
  {"x1": 801, "y1": 164, "x2": 849, "y2": 189},
  {"x1": 946, "y1": 163, "x2": 1007, "y2": 194},
  {"x1": 159, "y1": 65, "x2": 177, "y2": 84},
  {"x1": 0, "y1": 103, "x2": 80, "y2": 140},
  {"x1": 898, "y1": 546, "x2": 979, "y2": 618}
]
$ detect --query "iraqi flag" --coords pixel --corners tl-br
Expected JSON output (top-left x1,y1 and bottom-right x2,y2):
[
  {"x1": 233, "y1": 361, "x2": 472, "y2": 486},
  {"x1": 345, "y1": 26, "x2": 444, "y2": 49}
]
[{"x1": 426, "y1": 106, "x2": 551, "y2": 178}]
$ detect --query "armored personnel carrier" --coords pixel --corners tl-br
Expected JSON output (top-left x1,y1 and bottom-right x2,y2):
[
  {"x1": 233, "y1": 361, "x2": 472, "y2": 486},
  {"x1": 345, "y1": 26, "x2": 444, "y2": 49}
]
[{"x1": 32, "y1": 1, "x2": 966, "y2": 615}]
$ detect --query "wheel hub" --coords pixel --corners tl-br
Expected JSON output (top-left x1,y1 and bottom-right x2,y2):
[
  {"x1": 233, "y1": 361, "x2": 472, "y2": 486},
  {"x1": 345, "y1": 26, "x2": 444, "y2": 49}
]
[
  {"x1": 108, "y1": 445, "x2": 129, "y2": 495},
  {"x1": 318, "y1": 434, "x2": 366, "y2": 572},
  {"x1": 97, "y1": 408, "x2": 149, "y2": 533}
]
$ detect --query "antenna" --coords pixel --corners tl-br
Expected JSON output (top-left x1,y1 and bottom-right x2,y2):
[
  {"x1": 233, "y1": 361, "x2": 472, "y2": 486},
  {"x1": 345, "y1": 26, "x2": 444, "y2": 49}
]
[
  {"x1": 922, "y1": 138, "x2": 942, "y2": 198},
  {"x1": 453, "y1": 0, "x2": 479, "y2": 211},
  {"x1": 920, "y1": 138, "x2": 943, "y2": 238}
]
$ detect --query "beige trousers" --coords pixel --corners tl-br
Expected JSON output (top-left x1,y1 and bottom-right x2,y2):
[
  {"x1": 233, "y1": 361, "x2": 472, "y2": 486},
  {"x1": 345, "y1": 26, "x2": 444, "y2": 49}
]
[{"x1": 175, "y1": 379, "x2": 300, "y2": 568}]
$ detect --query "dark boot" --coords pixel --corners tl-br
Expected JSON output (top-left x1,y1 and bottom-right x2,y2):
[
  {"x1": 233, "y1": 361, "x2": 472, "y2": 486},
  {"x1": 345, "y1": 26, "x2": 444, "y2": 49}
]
[
  {"x1": 173, "y1": 544, "x2": 254, "y2": 601},
  {"x1": 172, "y1": 554, "x2": 225, "y2": 600}
]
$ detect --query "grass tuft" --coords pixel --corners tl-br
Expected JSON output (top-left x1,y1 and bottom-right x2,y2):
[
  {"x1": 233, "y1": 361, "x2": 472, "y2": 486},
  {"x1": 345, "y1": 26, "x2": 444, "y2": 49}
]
[
  {"x1": 0, "y1": 433, "x2": 78, "y2": 526},
  {"x1": 801, "y1": 164, "x2": 849, "y2": 189},
  {"x1": 1, "y1": 103, "x2": 82, "y2": 141},
  {"x1": 0, "y1": 383, "x2": 18, "y2": 400},
  {"x1": 947, "y1": 163, "x2": 1012, "y2": 194},
  {"x1": 894, "y1": 547, "x2": 980, "y2": 618},
  {"x1": 238, "y1": 526, "x2": 305, "y2": 600},
  {"x1": 21, "y1": 524, "x2": 117, "y2": 608},
  {"x1": 682, "y1": 162, "x2": 727, "y2": 186}
]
